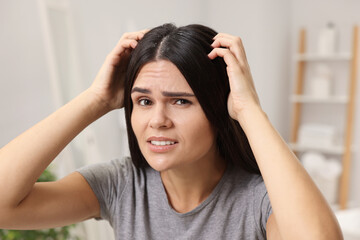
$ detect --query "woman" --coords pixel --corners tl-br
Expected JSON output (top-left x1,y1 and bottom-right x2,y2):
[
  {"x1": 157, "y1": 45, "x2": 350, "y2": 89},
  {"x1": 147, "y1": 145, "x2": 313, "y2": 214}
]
[{"x1": 0, "y1": 23, "x2": 342, "y2": 239}]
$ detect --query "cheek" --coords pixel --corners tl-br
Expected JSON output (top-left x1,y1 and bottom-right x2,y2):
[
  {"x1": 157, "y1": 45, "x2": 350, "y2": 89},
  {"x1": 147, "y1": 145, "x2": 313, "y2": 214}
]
[
  {"x1": 179, "y1": 111, "x2": 216, "y2": 146},
  {"x1": 131, "y1": 110, "x2": 145, "y2": 139}
]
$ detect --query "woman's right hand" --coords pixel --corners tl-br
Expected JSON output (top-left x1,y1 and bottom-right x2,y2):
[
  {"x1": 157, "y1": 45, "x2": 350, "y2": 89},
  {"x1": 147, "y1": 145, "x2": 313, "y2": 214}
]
[
  {"x1": 0, "y1": 30, "x2": 149, "y2": 230},
  {"x1": 89, "y1": 30, "x2": 148, "y2": 111}
]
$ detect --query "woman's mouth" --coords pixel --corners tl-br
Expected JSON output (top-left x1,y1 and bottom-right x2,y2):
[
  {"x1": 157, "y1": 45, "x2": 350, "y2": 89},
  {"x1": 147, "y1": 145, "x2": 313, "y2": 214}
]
[
  {"x1": 147, "y1": 137, "x2": 178, "y2": 153},
  {"x1": 150, "y1": 140, "x2": 176, "y2": 146}
]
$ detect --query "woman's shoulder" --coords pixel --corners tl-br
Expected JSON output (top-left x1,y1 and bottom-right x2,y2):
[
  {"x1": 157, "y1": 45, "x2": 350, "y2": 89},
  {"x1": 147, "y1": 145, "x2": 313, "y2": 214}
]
[
  {"x1": 76, "y1": 157, "x2": 140, "y2": 189},
  {"x1": 231, "y1": 164, "x2": 264, "y2": 183},
  {"x1": 78, "y1": 156, "x2": 132, "y2": 174},
  {"x1": 226, "y1": 164, "x2": 267, "y2": 197}
]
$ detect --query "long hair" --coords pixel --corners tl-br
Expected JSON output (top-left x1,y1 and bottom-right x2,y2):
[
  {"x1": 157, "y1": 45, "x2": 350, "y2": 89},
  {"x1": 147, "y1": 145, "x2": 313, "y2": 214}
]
[{"x1": 123, "y1": 23, "x2": 260, "y2": 174}]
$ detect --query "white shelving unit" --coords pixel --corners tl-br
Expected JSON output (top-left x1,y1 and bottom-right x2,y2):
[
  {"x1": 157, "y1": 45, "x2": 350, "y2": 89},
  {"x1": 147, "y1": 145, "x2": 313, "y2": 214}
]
[
  {"x1": 294, "y1": 52, "x2": 352, "y2": 61},
  {"x1": 289, "y1": 142, "x2": 345, "y2": 155},
  {"x1": 290, "y1": 94, "x2": 349, "y2": 104},
  {"x1": 289, "y1": 26, "x2": 359, "y2": 209}
]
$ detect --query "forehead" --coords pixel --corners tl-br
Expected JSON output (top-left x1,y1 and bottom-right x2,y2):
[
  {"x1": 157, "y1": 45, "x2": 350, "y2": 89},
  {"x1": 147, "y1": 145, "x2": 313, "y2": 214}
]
[{"x1": 133, "y1": 60, "x2": 193, "y2": 92}]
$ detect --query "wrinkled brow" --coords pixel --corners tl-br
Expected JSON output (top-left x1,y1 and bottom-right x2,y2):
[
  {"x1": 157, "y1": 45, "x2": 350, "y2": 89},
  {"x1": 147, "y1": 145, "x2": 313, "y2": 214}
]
[
  {"x1": 131, "y1": 87, "x2": 195, "y2": 97},
  {"x1": 131, "y1": 87, "x2": 151, "y2": 94}
]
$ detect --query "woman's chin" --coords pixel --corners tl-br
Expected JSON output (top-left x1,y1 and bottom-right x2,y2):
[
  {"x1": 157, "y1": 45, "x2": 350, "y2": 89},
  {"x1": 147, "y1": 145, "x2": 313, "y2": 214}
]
[{"x1": 145, "y1": 157, "x2": 173, "y2": 172}]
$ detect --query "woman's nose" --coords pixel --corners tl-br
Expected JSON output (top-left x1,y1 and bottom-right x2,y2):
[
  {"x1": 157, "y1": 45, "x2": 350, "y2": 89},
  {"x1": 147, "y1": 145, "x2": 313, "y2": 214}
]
[{"x1": 149, "y1": 105, "x2": 173, "y2": 129}]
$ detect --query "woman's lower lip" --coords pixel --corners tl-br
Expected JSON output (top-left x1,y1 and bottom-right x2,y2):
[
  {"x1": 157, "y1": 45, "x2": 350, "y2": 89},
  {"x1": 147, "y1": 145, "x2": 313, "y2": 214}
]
[{"x1": 147, "y1": 142, "x2": 178, "y2": 153}]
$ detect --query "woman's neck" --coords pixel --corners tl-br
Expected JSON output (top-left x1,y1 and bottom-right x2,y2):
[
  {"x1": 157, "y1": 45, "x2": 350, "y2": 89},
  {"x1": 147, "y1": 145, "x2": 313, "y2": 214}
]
[{"x1": 160, "y1": 155, "x2": 226, "y2": 213}]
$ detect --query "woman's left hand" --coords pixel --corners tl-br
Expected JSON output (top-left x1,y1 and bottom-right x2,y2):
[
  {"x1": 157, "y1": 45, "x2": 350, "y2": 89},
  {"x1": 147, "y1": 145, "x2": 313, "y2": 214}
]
[
  {"x1": 209, "y1": 35, "x2": 344, "y2": 240},
  {"x1": 208, "y1": 33, "x2": 261, "y2": 121}
]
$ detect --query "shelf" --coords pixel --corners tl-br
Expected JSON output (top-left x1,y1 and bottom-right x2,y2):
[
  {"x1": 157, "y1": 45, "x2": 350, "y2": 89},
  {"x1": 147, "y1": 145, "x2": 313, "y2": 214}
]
[
  {"x1": 291, "y1": 26, "x2": 359, "y2": 209},
  {"x1": 290, "y1": 95, "x2": 349, "y2": 103},
  {"x1": 289, "y1": 142, "x2": 344, "y2": 155},
  {"x1": 294, "y1": 52, "x2": 352, "y2": 61}
]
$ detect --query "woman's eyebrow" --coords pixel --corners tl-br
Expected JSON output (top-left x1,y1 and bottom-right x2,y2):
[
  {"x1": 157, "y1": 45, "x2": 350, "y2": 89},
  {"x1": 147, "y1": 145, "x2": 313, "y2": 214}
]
[
  {"x1": 131, "y1": 87, "x2": 151, "y2": 94},
  {"x1": 161, "y1": 91, "x2": 195, "y2": 97},
  {"x1": 131, "y1": 87, "x2": 195, "y2": 97}
]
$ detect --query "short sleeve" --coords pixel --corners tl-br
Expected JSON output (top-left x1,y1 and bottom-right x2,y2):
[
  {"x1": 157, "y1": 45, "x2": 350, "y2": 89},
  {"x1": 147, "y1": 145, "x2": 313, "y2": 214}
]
[
  {"x1": 252, "y1": 177, "x2": 273, "y2": 237},
  {"x1": 76, "y1": 158, "x2": 132, "y2": 221}
]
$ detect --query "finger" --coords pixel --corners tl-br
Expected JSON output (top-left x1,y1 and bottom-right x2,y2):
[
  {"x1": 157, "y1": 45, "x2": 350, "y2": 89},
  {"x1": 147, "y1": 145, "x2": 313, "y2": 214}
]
[
  {"x1": 209, "y1": 48, "x2": 257, "y2": 96},
  {"x1": 209, "y1": 44, "x2": 246, "y2": 68},
  {"x1": 211, "y1": 37, "x2": 242, "y2": 63},
  {"x1": 211, "y1": 35, "x2": 241, "y2": 49},
  {"x1": 122, "y1": 29, "x2": 149, "y2": 41},
  {"x1": 139, "y1": 28, "x2": 150, "y2": 36},
  {"x1": 211, "y1": 35, "x2": 248, "y2": 64},
  {"x1": 213, "y1": 32, "x2": 239, "y2": 40},
  {"x1": 208, "y1": 48, "x2": 241, "y2": 70},
  {"x1": 111, "y1": 30, "x2": 149, "y2": 54},
  {"x1": 208, "y1": 48, "x2": 247, "y2": 94},
  {"x1": 110, "y1": 39, "x2": 138, "y2": 58}
]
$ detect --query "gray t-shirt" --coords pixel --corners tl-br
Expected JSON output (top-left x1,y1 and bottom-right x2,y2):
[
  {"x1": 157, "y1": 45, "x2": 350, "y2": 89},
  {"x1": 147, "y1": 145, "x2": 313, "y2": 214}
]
[{"x1": 77, "y1": 157, "x2": 272, "y2": 239}]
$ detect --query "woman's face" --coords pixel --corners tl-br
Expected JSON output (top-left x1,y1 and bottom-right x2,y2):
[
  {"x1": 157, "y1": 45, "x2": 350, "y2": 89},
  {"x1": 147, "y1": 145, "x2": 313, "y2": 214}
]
[{"x1": 131, "y1": 60, "x2": 218, "y2": 172}]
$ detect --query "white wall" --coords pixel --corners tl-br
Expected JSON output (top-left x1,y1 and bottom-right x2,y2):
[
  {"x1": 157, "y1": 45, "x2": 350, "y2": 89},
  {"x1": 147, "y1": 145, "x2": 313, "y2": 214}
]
[
  {"x1": 290, "y1": 0, "x2": 360, "y2": 207},
  {"x1": 0, "y1": 0, "x2": 53, "y2": 147}
]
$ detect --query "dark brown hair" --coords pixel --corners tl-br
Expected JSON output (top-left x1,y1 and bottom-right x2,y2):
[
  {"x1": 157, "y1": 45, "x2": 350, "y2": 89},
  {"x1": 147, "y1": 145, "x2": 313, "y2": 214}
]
[{"x1": 123, "y1": 23, "x2": 260, "y2": 174}]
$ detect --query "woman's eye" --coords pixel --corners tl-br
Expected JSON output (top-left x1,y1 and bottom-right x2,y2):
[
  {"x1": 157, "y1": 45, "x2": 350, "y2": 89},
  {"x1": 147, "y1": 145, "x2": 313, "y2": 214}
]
[
  {"x1": 138, "y1": 99, "x2": 152, "y2": 106},
  {"x1": 174, "y1": 99, "x2": 190, "y2": 105}
]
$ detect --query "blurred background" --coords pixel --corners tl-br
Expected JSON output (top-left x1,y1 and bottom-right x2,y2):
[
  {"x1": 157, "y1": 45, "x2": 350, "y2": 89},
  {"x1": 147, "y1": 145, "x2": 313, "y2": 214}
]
[{"x1": 1, "y1": 0, "x2": 360, "y2": 239}]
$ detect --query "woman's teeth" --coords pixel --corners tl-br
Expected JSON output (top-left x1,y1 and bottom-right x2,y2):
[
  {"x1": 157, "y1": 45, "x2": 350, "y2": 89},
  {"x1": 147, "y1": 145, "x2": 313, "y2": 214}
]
[{"x1": 151, "y1": 141, "x2": 176, "y2": 146}]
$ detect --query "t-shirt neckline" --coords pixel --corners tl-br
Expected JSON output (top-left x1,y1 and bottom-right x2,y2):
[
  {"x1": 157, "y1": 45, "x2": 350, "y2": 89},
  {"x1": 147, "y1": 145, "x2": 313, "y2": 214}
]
[{"x1": 154, "y1": 164, "x2": 231, "y2": 218}]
